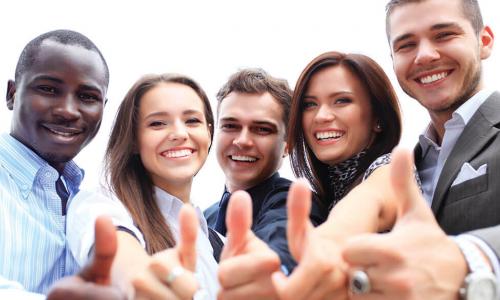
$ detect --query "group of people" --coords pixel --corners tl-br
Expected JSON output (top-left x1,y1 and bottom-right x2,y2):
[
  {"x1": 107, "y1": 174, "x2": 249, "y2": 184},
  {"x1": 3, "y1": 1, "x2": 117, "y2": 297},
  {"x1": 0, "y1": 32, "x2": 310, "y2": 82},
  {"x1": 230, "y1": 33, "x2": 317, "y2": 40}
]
[{"x1": 1, "y1": 0, "x2": 499, "y2": 299}]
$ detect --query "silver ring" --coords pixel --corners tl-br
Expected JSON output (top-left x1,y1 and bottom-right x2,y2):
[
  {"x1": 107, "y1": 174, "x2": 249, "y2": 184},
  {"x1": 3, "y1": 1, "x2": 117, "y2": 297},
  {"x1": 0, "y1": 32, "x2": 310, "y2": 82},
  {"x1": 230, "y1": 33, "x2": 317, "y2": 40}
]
[
  {"x1": 349, "y1": 270, "x2": 371, "y2": 294},
  {"x1": 165, "y1": 266, "x2": 185, "y2": 284}
]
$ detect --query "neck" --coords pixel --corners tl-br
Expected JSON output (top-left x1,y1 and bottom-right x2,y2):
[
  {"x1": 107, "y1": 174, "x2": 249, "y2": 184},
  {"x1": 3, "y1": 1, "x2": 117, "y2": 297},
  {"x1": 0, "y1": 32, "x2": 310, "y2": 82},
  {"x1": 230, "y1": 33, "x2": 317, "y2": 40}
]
[{"x1": 156, "y1": 179, "x2": 192, "y2": 203}]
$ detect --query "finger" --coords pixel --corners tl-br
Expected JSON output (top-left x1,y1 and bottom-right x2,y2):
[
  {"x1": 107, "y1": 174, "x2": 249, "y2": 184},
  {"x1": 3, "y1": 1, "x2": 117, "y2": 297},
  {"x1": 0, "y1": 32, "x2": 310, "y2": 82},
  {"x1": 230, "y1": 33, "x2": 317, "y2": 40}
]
[
  {"x1": 221, "y1": 191, "x2": 252, "y2": 259},
  {"x1": 390, "y1": 147, "x2": 435, "y2": 224},
  {"x1": 80, "y1": 215, "x2": 117, "y2": 285},
  {"x1": 149, "y1": 251, "x2": 199, "y2": 299},
  {"x1": 307, "y1": 266, "x2": 347, "y2": 300},
  {"x1": 218, "y1": 274, "x2": 276, "y2": 300},
  {"x1": 287, "y1": 179, "x2": 314, "y2": 261},
  {"x1": 46, "y1": 276, "x2": 124, "y2": 300},
  {"x1": 218, "y1": 251, "x2": 280, "y2": 288},
  {"x1": 342, "y1": 234, "x2": 402, "y2": 267},
  {"x1": 133, "y1": 270, "x2": 181, "y2": 300},
  {"x1": 178, "y1": 204, "x2": 198, "y2": 272}
]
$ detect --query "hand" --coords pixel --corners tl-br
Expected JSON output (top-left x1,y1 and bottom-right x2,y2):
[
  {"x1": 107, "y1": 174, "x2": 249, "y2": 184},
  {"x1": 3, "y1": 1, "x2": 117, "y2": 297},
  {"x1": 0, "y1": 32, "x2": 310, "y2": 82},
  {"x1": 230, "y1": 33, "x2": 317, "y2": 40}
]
[
  {"x1": 272, "y1": 179, "x2": 348, "y2": 300},
  {"x1": 342, "y1": 148, "x2": 467, "y2": 300},
  {"x1": 132, "y1": 204, "x2": 199, "y2": 300},
  {"x1": 217, "y1": 191, "x2": 281, "y2": 300},
  {"x1": 47, "y1": 216, "x2": 125, "y2": 300}
]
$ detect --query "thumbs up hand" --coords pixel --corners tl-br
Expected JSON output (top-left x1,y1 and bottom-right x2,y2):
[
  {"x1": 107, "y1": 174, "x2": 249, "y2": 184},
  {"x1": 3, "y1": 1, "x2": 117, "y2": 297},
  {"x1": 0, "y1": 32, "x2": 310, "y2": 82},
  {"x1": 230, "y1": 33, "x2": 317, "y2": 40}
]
[
  {"x1": 272, "y1": 180, "x2": 348, "y2": 300},
  {"x1": 342, "y1": 148, "x2": 467, "y2": 299},
  {"x1": 218, "y1": 191, "x2": 281, "y2": 300},
  {"x1": 133, "y1": 204, "x2": 200, "y2": 300}
]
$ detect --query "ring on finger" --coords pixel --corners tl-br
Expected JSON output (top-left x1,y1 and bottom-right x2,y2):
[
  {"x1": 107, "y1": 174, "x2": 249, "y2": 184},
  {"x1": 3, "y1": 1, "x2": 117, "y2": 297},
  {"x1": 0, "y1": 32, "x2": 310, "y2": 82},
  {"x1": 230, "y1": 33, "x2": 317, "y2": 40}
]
[
  {"x1": 349, "y1": 269, "x2": 371, "y2": 294},
  {"x1": 165, "y1": 266, "x2": 186, "y2": 285}
]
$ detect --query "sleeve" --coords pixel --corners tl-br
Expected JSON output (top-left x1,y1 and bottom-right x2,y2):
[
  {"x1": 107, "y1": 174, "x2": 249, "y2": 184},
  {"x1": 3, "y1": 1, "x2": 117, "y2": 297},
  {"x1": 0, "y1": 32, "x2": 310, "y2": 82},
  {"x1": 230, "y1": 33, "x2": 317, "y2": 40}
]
[
  {"x1": 66, "y1": 188, "x2": 145, "y2": 267},
  {"x1": 0, "y1": 277, "x2": 45, "y2": 300},
  {"x1": 467, "y1": 226, "x2": 500, "y2": 277},
  {"x1": 252, "y1": 186, "x2": 296, "y2": 273}
]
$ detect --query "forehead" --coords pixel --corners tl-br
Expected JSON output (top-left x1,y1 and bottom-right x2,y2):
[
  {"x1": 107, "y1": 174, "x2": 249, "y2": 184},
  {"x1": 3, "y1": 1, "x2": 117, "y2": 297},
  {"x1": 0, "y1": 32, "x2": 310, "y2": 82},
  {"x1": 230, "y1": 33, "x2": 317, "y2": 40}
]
[
  {"x1": 21, "y1": 40, "x2": 107, "y2": 91},
  {"x1": 388, "y1": 0, "x2": 470, "y2": 41},
  {"x1": 140, "y1": 82, "x2": 204, "y2": 115},
  {"x1": 307, "y1": 65, "x2": 365, "y2": 94},
  {"x1": 218, "y1": 92, "x2": 285, "y2": 124}
]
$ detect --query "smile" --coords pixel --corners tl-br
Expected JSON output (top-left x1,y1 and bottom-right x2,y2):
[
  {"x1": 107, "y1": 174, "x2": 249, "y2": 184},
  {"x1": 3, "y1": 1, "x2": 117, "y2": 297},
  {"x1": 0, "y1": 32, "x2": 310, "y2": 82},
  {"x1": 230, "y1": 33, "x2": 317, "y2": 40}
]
[
  {"x1": 43, "y1": 124, "x2": 83, "y2": 137},
  {"x1": 162, "y1": 149, "x2": 194, "y2": 158},
  {"x1": 230, "y1": 155, "x2": 258, "y2": 162},
  {"x1": 417, "y1": 71, "x2": 449, "y2": 84},
  {"x1": 315, "y1": 130, "x2": 344, "y2": 141}
]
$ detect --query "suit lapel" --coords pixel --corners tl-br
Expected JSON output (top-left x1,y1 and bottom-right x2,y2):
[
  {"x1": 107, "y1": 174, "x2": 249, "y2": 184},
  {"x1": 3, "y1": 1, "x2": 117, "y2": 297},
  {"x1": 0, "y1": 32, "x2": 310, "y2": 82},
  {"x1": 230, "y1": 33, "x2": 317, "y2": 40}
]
[{"x1": 431, "y1": 92, "x2": 500, "y2": 213}]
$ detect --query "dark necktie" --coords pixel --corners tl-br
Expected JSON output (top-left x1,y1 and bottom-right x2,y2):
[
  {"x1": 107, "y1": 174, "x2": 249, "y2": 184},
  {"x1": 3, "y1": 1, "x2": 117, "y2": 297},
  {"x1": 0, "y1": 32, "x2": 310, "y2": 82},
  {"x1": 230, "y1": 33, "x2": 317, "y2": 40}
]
[
  {"x1": 214, "y1": 191, "x2": 231, "y2": 235},
  {"x1": 56, "y1": 176, "x2": 69, "y2": 215}
]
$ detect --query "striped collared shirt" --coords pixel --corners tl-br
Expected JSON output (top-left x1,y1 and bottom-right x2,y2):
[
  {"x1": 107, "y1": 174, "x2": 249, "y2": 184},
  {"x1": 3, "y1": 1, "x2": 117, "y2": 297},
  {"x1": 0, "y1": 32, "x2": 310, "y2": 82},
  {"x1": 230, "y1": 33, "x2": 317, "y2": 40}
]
[{"x1": 0, "y1": 133, "x2": 82, "y2": 297}]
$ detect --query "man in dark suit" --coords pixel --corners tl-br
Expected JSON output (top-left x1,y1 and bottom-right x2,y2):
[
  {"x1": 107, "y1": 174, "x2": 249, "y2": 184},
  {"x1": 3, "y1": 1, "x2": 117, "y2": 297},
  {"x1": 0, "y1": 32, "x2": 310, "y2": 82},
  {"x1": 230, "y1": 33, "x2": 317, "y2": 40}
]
[{"x1": 204, "y1": 68, "x2": 325, "y2": 300}]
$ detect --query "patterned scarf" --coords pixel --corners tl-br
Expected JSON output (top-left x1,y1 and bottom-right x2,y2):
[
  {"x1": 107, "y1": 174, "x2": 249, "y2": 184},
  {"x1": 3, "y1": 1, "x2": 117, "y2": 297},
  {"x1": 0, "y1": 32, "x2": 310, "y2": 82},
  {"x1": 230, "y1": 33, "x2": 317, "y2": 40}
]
[{"x1": 328, "y1": 150, "x2": 367, "y2": 209}]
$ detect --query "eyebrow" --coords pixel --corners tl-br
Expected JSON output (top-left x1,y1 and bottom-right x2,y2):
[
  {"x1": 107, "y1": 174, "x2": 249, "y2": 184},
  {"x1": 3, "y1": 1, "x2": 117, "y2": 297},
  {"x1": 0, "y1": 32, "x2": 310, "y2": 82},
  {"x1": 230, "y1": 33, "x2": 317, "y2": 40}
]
[
  {"x1": 32, "y1": 75, "x2": 103, "y2": 95},
  {"x1": 144, "y1": 109, "x2": 203, "y2": 119},
  {"x1": 219, "y1": 117, "x2": 278, "y2": 129},
  {"x1": 392, "y1": 22, "x2": 463, "y2": 46},
  {"x1": 303, "y1": 91, "x2": 353, "y2": 99}
]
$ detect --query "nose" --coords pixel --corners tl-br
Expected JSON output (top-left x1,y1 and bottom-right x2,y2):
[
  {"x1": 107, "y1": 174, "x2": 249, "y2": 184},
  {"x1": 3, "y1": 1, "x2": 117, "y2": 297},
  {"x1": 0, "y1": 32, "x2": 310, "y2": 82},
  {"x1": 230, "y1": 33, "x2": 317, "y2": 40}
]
[
  {"x1": 314, "y1": 104, "x2": 335, "y2": 123},
  {"x1": 167, "y1": 120, "x2": 188, "y2": 142},
  {"x1": 233, "y1": 128, "x2": 253, "y2": 148},
  {"x1": 53, "y1": 95, "x2": 81, "y2": 121},
  {"x1": 414, "y1": 39, "x2": 440, "y2": 65}
]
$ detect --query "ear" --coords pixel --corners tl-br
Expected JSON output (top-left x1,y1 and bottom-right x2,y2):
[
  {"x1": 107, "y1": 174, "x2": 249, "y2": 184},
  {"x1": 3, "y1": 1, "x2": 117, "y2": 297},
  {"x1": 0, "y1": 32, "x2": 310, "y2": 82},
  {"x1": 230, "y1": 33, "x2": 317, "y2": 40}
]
[
  {"x1": 6, "y1": 80, "x2": 16, "y2": 110},
  {"x1": 373, "y1": 120, "x2": 382, "y2": 133},
  {"x1": 479, "y1": 26, "x2": 494, "y2": 60},
  {"x1": 282, "y1": 142, "x2": 289, "y2": 158}
]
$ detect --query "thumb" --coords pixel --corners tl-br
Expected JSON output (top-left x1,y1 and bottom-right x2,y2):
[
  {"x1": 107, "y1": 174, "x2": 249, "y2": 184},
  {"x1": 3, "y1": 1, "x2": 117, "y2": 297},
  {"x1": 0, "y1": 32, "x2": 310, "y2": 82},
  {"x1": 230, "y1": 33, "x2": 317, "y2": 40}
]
[
  {"x1": 287, "y1": 179, "x2": 313, "y2": 261},
  {"x1": 80, "y1": 215, "x2": 117, "y2": 285},
  {"x1": 391, "y1": 147, "x2": 435, "y2": 225},
  {"x1": 221, "y1": 191, "x2": 253, "y2": 260},
  {"x1": 178, "y1": 204, "x2": 199, "y2": 272}
]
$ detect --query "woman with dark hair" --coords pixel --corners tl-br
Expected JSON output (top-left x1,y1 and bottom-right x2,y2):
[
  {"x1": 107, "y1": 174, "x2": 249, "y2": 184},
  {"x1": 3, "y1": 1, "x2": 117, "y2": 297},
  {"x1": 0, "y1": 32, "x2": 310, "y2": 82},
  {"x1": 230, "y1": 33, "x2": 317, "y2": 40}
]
[
  {"x1": 271, "y1": 51, "x2": 410, "y2": 299},
  {"x1": 68, "y1": 74, "x2": 217, "y2": 299},
  {"x1": 289, "y1": 51, "x2": 402, "y2": 208}
]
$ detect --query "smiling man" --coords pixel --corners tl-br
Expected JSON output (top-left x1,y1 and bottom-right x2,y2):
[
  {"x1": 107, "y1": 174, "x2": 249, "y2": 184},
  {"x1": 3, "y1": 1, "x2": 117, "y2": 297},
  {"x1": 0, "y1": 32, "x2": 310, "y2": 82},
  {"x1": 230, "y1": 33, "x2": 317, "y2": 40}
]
[
  {"x1": 204, "y1": 69, "x2": 325, "y2": 273},
  {"x1": 0, "y1": 30, "x2": 120, "y2": 299}
]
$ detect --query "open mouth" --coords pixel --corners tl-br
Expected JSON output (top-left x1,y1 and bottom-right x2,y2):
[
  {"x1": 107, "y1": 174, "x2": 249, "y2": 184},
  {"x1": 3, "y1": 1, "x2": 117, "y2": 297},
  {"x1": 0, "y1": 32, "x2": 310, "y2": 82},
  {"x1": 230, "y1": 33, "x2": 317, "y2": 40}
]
[
  {"x1": 417, "y1": 71, "x2": 450, "y2": 85},
  {"x1": 230, "y1": 155, "x2": 258, "y2": 163},
  {"x1": 161, "y1": 149, "x2": 194, "y2": 158},
  {"x1": 315, "y1": 130, "x2": 344, "y2": 141},
  {"x1": 42, "y1": 124, "x2": 83, "y2": 137}
]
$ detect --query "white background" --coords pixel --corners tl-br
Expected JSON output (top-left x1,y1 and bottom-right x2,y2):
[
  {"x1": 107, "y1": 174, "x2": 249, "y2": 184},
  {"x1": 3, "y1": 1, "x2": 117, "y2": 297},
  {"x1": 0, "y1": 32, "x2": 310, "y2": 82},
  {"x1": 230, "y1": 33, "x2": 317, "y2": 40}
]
[{"x1": 1, "y1": 0, "x2": 498, "y2": 209}]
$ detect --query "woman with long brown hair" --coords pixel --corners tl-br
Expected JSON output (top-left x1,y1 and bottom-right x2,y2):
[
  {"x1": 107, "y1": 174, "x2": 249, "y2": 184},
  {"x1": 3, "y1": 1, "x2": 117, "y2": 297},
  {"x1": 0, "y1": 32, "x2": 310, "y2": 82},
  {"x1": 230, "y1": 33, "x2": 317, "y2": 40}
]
[{"x1": 69, "y1": 73, "x2": 217, "y2": 299}]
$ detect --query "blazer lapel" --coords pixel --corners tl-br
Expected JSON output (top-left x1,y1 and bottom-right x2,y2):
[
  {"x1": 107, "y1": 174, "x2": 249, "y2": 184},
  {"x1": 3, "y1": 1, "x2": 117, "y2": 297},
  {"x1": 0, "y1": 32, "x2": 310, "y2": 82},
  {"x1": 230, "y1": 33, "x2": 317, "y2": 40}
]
[{"x1": 431, "y1": 92, "x2": 500, "y2": 213}]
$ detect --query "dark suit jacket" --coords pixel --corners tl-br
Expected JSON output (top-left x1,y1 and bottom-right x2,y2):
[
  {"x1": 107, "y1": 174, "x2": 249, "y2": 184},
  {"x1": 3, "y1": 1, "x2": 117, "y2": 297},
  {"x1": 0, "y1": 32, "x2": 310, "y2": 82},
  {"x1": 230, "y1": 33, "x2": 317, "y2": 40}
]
[
  {"x1": 204, "y1": 173, "x2": 327, "y2": 272},
  {"x1": 415, "y1": 91, "x2": 500, "y2": 258}
]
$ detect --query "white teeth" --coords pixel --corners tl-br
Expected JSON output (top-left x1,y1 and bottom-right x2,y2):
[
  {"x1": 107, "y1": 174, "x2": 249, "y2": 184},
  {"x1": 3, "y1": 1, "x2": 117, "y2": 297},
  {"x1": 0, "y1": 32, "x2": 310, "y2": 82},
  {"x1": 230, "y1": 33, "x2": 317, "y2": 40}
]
[
  {"x1": 231, "y1": 155, "x2": 257, "y2": 162},
  {"x1": 315, "y1": 131, "x2": 343, "y2": 140},
  {"x1": 164, "y1": 149, "x2": 193, "y2": 158},
  {"x1": 419, "y1": 71, "x2": 448, "y2": 84},
  {"x1": 47, "y1": 128, "x2": 77, "y2": 137}
]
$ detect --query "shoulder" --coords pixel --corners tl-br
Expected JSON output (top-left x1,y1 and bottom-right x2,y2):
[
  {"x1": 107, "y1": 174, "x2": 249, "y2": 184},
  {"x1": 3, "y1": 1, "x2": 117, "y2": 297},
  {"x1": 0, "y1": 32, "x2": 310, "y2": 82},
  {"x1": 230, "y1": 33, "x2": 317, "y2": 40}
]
[
  {"x1": 203, "y1": 202, "x2": 220, "y2": 225},
  {"x1": 363, "y1": 153, "x2": 392, "y2": 180}
]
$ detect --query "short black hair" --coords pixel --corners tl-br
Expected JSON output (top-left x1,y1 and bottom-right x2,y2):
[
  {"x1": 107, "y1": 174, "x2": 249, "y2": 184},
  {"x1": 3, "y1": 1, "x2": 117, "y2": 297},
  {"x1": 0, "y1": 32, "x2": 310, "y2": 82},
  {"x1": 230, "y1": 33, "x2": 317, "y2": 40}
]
[{"x1": 14, "y1": 29, "x2": 109, "y2": 86}]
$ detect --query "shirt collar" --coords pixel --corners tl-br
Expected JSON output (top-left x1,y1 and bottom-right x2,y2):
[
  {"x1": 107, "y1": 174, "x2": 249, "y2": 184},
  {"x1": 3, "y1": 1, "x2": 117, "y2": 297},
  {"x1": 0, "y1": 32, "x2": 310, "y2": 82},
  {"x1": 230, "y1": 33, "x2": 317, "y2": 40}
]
[{"x1": 418, "y1": 89, "x2": 494, "y2": 157}]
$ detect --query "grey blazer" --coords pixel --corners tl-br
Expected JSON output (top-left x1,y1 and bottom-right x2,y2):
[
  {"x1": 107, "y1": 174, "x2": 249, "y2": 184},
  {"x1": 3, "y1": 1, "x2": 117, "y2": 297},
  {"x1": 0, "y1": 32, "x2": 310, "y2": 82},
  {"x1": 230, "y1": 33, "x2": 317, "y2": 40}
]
[{"x1": 415, "y1": 91, "x2": 500, "y2": 258}]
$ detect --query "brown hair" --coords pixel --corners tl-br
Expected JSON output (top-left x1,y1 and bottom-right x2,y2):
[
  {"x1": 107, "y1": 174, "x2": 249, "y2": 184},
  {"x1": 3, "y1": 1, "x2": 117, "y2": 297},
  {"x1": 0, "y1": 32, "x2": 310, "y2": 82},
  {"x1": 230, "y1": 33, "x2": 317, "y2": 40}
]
[
  {"x1": 288, "y1": 51, "x2": 402, "y2": 205},
  {"x1": 385, "y1": 0, "x2": 484, "y2": 40},
  {"x1": 105, "y1": 74, "x2": 214, "y2": 254},
  {"x1": 216, "y1": 68, "x2": 292, "y2": 133}
]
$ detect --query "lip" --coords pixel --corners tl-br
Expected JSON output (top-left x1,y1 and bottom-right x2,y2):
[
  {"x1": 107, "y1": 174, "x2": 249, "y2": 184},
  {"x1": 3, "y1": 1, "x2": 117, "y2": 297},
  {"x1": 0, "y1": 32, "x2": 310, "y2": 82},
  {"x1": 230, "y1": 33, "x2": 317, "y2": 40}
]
[
  {"x1": 313, "y1": 128, "x2": 345, "y2": 143},
  {"x1": 227, "y1": 153, "x2": 259, "y2": 164},
  {"x1": 160, "y1": 147, "x2": 196, "y2": 159},
  {"x1": 412, "y1": 69, "x2": 453, "y2": 86},
  {"x1": 41, "y1": 123, "x2": 84, "y2": 142}
]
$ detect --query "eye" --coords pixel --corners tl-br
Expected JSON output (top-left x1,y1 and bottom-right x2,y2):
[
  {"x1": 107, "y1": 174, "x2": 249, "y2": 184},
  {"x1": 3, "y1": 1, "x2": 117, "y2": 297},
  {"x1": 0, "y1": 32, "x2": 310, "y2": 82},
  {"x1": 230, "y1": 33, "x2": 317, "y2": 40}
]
[
  {"x1": 253, "y1": 126, "x2": 274, "y2": 135},
  {"x1": 220, "y1": 123, "x2": 239, "y2": 131},
  {"x1": 395, "y1": 42, "x2": 416, "y2": 52},
  {"x1": 302, "y1": 100, "x2": 317, "y2": 110},
  {"x1": 435, "y1": 31, "x2": 456, "y2": 40},
  {"x1": 148, "y1": 120, "x2": 167, "y2": 128},
  {"x1": 186, "y1": 117, "x2": 202, "y2": 125},
  {"x1": 334, "y1": 97, "x2": 352, "y2": 104},
  {"x1": 79, "y1": 93, "x2": 101, "y2": 103},
  {"x1": 36, "y1": 85, "x2": 57, "y2": 94}
]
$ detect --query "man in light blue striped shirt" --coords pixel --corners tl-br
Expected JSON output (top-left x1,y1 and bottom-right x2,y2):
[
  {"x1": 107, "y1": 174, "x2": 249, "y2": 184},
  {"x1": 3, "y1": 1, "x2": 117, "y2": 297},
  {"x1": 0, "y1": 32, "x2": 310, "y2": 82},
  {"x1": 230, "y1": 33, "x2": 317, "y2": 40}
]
[{"x1": 0, "y1": 30, "x2": 120, "y2": 299}]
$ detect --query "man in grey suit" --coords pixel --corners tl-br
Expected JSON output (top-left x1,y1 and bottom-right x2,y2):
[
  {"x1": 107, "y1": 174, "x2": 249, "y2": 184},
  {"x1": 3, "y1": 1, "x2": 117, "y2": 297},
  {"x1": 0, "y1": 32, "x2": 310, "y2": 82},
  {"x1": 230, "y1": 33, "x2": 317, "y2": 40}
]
[{"x1": 343, "y1": 0, "x2": 500, "y2": 299}]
